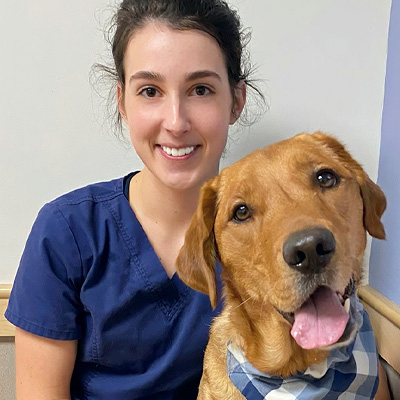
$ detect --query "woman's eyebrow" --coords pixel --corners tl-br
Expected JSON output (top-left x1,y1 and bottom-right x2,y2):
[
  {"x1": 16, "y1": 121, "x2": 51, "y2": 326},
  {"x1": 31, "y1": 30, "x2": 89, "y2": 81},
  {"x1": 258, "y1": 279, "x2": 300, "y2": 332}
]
[
  {"x1": 186, "y1": 70, "x2": 222, "y2": 82},
  {"x1": 128, "y1": 70, "x2": 222, "y2": 85},
  {"x1": 129, "y1": 71, "x2": 164, "y2": 84}
]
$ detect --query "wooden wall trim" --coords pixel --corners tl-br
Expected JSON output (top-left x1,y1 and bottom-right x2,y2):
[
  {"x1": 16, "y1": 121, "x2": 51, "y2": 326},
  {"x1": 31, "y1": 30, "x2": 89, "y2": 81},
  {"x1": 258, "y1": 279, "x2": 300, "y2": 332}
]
[
  {"x1": 358, "y1": 285, "x2": 400, "y2": 374},
  {"x1": 358, "y1": 285, "x2": 400, "y2": 328},
  {"x1": 0, "y1": 284, "x2": 14, "y2": 337},
  {"x1": 0, "y1": 284, "x2": 11, "y2": 299}
]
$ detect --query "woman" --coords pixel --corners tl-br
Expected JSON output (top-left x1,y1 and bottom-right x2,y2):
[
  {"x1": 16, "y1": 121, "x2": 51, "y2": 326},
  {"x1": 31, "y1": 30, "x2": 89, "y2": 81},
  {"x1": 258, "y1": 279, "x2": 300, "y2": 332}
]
[{"x1": 5, "y1": 0, "x2": 258, "y2": 398}]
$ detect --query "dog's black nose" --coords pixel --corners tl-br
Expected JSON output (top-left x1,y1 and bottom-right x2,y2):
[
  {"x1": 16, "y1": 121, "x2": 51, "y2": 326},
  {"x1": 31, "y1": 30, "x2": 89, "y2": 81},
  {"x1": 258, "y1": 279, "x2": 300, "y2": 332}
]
[{"x1": 282, "y1": 227, "x2": 336, "y2": 273}]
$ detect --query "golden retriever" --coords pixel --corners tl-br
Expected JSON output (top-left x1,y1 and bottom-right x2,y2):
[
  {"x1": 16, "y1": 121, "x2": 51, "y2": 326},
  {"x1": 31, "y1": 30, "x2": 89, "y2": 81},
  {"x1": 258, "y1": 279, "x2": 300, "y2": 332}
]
[{"x1": 176, "y1": 132, "x2": 386, "y2": 399}]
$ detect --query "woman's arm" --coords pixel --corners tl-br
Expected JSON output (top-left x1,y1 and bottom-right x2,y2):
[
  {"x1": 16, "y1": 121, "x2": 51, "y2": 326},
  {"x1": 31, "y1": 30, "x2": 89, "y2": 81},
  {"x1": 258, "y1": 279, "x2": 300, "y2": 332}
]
[
  {"x1": 376, "y1": 359, "x2": 392, "y2": 400},
  {"x1": 15, "y1": 327, "x2": 77, "y2": 400}
]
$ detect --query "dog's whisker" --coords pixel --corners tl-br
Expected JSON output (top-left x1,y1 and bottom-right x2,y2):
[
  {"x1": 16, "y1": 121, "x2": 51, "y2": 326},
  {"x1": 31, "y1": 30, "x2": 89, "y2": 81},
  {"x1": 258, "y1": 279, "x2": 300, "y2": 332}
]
[
  {"x1": 234, "y1": 297, "x2": 251, "y2": 310},
  {"x1": 259, "y1": 297, "x2": 265, "y2": 319},
  {"x1": 260, "y1": 293, "x2": 270, "y2": 318}
]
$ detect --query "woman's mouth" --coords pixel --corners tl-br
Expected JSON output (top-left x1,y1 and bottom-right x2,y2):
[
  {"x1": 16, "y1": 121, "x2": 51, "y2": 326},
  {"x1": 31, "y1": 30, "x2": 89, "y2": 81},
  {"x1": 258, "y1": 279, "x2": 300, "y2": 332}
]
[{"x1": 160, "y1": 145, "x2": 197, "y2": 157}]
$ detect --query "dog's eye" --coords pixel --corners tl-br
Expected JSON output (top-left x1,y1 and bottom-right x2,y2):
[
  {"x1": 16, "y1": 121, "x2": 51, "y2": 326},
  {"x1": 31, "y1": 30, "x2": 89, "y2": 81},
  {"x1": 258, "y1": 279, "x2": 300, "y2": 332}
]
[
  {"x1": 232, "y1": 204, "x2": 252, "y2": 222},
  {"x1": 316, "y1": 169, "x2": 340, "y2": 188}
]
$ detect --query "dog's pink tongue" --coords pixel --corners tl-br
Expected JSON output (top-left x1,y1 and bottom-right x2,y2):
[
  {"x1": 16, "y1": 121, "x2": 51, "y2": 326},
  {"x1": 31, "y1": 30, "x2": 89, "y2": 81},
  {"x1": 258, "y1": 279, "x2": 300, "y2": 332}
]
[{"x1": 291, "y1": 286, "x2": 349, "y2": 349}]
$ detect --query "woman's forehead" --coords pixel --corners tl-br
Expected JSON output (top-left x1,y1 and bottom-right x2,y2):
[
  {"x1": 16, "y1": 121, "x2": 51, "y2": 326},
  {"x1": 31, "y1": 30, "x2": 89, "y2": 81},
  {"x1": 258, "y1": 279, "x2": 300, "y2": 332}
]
[{"x1": 123, "y1": 21, "x2": 228, "y2": 77}]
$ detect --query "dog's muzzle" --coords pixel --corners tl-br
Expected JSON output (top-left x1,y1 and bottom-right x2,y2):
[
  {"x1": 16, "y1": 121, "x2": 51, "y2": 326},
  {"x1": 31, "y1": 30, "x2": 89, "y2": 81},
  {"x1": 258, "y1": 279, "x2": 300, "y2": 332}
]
[{"x1": 277, "y1": 278, "x2": 358, "y2": 350}]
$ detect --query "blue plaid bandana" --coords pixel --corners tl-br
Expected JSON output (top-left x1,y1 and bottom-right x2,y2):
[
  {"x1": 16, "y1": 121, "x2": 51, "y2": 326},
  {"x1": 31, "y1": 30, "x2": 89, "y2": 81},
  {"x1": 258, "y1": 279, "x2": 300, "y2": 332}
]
[{"x1": 227, "y1": 296, "x2": 379, "y2": 399}]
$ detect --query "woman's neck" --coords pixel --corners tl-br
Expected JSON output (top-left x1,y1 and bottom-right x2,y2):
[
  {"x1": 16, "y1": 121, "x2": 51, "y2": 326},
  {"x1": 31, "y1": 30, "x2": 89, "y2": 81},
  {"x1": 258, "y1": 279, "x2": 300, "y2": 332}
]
[
  {"x1": 129, "y1": 168, "x2": 211, "y2": 278},
  {"x1": 129, "y1": 168, "x2": 204, "y2": 233}
]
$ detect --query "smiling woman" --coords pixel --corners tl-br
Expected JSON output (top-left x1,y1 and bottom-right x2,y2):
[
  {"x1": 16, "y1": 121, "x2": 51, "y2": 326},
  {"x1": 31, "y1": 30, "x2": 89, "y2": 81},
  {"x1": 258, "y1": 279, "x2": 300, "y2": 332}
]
[{"x1": 4, "y1": 1, "x2": 264, "y2": 399}]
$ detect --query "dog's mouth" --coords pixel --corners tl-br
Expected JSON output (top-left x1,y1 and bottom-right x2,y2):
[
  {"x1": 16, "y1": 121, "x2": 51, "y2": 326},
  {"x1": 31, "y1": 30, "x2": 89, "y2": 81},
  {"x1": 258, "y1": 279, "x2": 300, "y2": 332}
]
[{"x1": 277, "y1": 278, "x2": 356, "y2": 350}]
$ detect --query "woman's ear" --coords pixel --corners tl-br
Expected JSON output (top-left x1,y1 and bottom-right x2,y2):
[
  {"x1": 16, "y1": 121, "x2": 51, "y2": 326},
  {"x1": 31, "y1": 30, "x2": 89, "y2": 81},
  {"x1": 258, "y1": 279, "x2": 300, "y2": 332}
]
[
  {"x1": 117, "y1": 83, "x2": 127, "y2": 122},
  {"x1": 230, "y1": 80, "x2": 246, "y2": 124}
]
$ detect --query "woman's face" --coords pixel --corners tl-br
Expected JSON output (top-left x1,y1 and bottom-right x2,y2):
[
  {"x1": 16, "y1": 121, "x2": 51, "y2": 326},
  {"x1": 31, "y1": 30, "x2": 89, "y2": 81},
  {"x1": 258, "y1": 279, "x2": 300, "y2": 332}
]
[{"x1": 118, "y1": 22, "x2": 245, "y2": 191}]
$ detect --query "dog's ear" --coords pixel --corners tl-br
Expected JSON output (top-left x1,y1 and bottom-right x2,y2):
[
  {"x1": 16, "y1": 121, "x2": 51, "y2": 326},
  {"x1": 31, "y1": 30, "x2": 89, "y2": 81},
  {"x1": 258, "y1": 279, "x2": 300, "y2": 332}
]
[
  {"x1": 358, "y1": 176, "x2": 386, "y2": 239},
  {"x1": 311, "y1": 131, "x2": 386, "y2": 239},
  {"x1": 176, "y1": 176, "x2": 220, "y2": 309}
]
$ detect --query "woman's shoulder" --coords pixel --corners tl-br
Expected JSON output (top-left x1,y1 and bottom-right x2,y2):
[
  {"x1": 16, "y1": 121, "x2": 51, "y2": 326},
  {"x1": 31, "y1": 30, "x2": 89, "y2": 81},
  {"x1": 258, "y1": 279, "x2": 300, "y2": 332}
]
[
  {"x1": 47, "y1": 175, "x2": 127, "y2": 208},
  {"x1": 36, "y1": 174, "x2": 133, "y2": 222},
  {"x1": 30, "y1": 174, "x2": 133, "y2": 245}
]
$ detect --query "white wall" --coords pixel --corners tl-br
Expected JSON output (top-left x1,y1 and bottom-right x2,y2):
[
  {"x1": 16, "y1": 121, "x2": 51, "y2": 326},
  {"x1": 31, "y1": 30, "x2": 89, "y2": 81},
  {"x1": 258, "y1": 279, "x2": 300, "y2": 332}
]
[
  {"x1": 224, "y1": 0, "x2": 391, "y2": 163},
  {"x1": 0, "y1": 0, "x2": 392, "y2": 283},
  {"x1": 0, "y1": 1, "x2": 140, "y2": 282}
]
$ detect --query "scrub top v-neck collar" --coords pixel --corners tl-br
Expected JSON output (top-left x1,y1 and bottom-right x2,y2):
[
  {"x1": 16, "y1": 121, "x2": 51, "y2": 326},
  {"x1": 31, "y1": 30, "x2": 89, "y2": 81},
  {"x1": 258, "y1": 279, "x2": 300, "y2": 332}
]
[{"x1": 119, "y1": 172, "x2": 190, "y2": 321}]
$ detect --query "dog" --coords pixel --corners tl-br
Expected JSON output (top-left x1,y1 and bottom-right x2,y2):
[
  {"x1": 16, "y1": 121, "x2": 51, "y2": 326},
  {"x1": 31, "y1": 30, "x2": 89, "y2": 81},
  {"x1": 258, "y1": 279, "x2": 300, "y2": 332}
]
[{"x1": 176, "y1": 132, "x2": 386, "y2": 399}]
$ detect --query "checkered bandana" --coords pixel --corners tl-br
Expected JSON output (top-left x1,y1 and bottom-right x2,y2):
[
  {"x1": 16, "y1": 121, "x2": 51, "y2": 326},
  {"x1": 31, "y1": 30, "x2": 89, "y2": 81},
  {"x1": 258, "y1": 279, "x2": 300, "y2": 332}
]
[{"x1": 227, "y1": 295, "x2": 379, "y2": 399}]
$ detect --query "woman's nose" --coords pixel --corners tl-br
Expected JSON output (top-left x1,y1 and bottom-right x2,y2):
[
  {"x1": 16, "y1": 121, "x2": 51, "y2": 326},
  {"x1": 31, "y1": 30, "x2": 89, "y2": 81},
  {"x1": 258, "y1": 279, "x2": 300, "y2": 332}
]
[{"x1": 161, "y1": 96, "x2": 190, "y2": 136}]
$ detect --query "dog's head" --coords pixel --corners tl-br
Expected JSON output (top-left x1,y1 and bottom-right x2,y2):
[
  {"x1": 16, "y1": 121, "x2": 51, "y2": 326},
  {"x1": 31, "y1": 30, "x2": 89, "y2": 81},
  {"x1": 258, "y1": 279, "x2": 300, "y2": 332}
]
[{"x1": 176, "y1": 132, "x2": 386, "y2": 351}]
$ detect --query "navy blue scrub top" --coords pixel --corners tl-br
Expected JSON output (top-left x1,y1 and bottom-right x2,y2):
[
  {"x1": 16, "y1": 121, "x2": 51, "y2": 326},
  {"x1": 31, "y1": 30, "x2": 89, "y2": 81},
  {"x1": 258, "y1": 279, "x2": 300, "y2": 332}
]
[{"x1": 5, "y1": 174, "x2": 222, "y2": 399}]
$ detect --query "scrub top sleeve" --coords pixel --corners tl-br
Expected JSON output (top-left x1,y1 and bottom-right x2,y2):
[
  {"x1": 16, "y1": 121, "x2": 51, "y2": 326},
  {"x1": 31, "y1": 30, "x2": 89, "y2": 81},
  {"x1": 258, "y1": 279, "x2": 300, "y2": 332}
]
[{"x1": 5, "y1": 203, "x2": 84, "y2": 340}]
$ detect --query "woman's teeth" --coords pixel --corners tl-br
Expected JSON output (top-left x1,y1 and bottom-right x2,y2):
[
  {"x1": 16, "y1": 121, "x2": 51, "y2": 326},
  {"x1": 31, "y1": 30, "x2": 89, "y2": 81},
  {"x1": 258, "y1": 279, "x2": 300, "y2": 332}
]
[{"x1": 161, "y1": 145, "x2": 195, "y2": 157}]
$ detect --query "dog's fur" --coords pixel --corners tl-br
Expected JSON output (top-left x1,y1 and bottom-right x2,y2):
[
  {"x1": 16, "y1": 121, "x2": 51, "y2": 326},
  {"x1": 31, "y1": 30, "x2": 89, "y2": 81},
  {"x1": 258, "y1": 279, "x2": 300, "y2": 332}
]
[{"x1": 176, "y1": 132, "x2": 386, "y2": 399}]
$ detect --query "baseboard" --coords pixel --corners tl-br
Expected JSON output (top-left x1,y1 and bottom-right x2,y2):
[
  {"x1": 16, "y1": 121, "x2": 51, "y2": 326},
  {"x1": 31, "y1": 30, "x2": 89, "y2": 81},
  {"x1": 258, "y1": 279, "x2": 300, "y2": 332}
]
[
  {"x1": 0, "y1": 285, "x2": 14, "y2": 337},
  {"x1": 358, "y1": 285, "x2": 400, "y2": 375}
]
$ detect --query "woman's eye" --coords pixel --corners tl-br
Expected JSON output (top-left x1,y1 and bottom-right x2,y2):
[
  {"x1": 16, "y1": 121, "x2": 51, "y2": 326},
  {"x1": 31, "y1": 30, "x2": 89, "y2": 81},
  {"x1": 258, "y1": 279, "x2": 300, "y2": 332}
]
[
  {"x1": 139, "y1": 87, "x2": 158, "y2": 98},
  {"x1": 232, "y1": 204, "x2": 252, "y2": 223},
  {"x1": 192, "y1": 85, "x2": 211, "y2": 96},
  {"x1": 316, "y1": 169, "x2": 340, "y2": 188}
]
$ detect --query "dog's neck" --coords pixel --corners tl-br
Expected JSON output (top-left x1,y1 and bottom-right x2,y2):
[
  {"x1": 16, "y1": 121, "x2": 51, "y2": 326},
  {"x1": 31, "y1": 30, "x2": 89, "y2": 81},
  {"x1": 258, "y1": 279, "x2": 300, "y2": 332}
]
[
  {"x1": 223, "y1": 287, "x2": 328, "y2": 377},
  {"x1": 226, "y1": 296, "x2": 379, "y2": 399}
]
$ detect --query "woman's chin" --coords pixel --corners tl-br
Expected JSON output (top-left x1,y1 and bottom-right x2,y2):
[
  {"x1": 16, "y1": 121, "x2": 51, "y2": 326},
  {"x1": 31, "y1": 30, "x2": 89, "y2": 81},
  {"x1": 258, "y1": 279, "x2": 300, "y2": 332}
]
[{"x1": 158, "y1": 172, "x2": 210, "y2": 193}]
